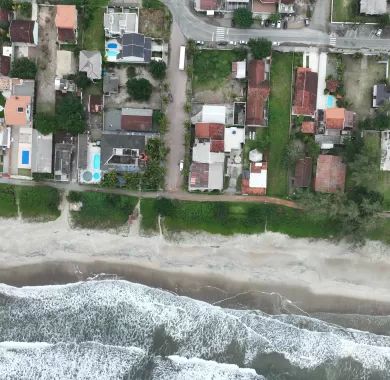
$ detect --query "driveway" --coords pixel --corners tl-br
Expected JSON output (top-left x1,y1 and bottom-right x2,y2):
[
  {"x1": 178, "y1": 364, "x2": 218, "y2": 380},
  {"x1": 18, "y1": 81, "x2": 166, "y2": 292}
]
[
  {"x1": 311, "y1": 0, "x2": 331, "y2": 33},
  {"x1": 36, "y1": 5, "x2": 57, "y2": 114},
  {"x1": 164, "y1": 22, "x2": 187, "y2": 192}
]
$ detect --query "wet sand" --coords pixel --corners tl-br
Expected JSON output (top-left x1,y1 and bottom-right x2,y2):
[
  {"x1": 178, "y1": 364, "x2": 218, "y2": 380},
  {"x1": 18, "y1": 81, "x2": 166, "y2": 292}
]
[{"x1": 1, "y1": 206, "x2": 390, "y2": 319}]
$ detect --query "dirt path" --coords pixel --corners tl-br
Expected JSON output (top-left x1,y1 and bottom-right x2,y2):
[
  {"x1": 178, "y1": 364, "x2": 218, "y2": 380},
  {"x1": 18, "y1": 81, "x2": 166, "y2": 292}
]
[{"x1": 164, "y1": 22, "x2": 187, "y2": 192}]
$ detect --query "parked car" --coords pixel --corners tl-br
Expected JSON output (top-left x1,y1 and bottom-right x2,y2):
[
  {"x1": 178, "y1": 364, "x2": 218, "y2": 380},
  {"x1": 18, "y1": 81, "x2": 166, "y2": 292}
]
[
  {"x1": 272, "y1": 41, "x2": 280, "y2": 46},
  {"x1": 179, "y1": 160, "x2": 184, "y2": 172},
  {"x1": 375, "y1": 28, "x2": 383, "y2": 37},
  {"x1": 217, "y1": 41, "x2": 228, "y2": 45},
  {"x1": 271, "y1": 21, "x2": 276, "y2": 28},
  {"x1": 304, "y1": 18, "x2": 310, "y2": 27},
  {"x1": 229, "y1": 40, "x2": 237, "y2": 46},
  {"x1": 283, "y1": 20, "x2": 288, "y2": 29},
  {"x1": 239, "y1": 40, "x2": 247, "y2": 45},
  {"x1": 264, "y1": 19, "x2": 271, "y2": 27},
  {"x1": 196, "y1": 40, "x2": 205, "y2": 45},
  {"x1": 276, "y1": 20, "x2": 281, "y2": 29}
]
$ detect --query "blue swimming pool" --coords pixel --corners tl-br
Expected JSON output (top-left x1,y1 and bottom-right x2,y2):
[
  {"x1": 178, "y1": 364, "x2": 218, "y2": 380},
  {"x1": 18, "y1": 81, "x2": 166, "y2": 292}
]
[
  {"x1": 107, "y1": 42, "x2": 118, "y2": 49},
  {"x1": 93, "y1": 172, "x2": 101, "y2": 181},
  {"x1": 93, "y1": 154, "x2": 100, "y2": 170},
  {"x1": 106, "y1": 50, "x2": 119, "y2": 58},
  {"x1": 21, "y1": 150, "x2": 29, "y2": 165},
  {"x1": 326, "y1": 95, "x2": 336, "y2": 108}
]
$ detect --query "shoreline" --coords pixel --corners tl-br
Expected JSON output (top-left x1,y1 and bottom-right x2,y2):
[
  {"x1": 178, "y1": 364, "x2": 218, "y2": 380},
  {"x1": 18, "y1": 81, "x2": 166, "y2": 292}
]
[{"x1": 1, "y1": 214, "x2": 390, "y2": 320}]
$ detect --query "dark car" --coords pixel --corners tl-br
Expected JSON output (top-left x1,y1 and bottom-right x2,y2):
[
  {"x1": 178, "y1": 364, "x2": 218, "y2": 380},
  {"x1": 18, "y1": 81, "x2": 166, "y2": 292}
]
[
  {"x1": 283, "y1": 20, "x2": 288, "y2": 29},
  {"x1": 217, "y1": 40, "x2": 228, "y2": 45},
  {"x1": 264, "y1": 19, "x2": 270, "y2": 27}
]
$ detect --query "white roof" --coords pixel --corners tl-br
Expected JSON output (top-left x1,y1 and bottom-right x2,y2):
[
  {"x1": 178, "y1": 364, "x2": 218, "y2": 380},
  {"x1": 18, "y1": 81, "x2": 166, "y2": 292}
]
[
  {"x1": 208, "y1": 162, "x2": 224, "y2": 190},
  {"x1": 381, "y1": 130, "x2": 390, "y2": 171},
  {"x1": 249, "y1": 165, "x2": 267, "y2": 189},
  {"x1": 360, "y1": 0, "x2": 387, "y2": 14},
  {"x1": 224, "y1": 126, "x2": 245, "y2": 153},
  {"x1": 192, "y1": 141, "x2": 225, "y2": 164},
  {"x1": 234, "y1": 61, "x2": 246, "y2": 79},
  {"x1": 202, "y1": 105, "x2": 226, "y2": 124},
  {"x1": 31, "y1": 130, "x2": 53, "y2": 173}
]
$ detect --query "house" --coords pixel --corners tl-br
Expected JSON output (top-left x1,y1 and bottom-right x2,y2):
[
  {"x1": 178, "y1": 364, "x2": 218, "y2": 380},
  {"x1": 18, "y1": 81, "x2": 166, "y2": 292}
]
[
  {"x1": 194, "y1": 0, "x2": 220, "y2": 12},
  {"x1": 56, "y1": 50, "x2": 76, "y2": 77},
  {"x1": 241, "y1": 150, "x2": 267, "y2": 195},
  {"x1": 10, "y1": 20, "x2": 38, "y2": 45},
  {"x1": 201, "y1": 105, "x2": 226, "y2": 124},
  {"x1": 279, "y1": 0, "x2": 295, "y2": 14},
  {"x1": 104, "y1": 7, "x2": 138, "y2": 37},
  {"x1": 314, "y1": 154, "x2": 346, "y2": 193},
  {"x1": 54, "y1": 143, "x2": 72, "y2": 182},
  {"x1": 0, "y1": 54, "x2": 10, "y2": 77},
  {"x1": 324, "y1": 108, "x2": 355, "y2": 131},
  {"x1": 79, "y1": 50, "x2": 102, "y2": 80},
  {"x1": 381, "y1": 130, "x2": 390, "y2": 171},
  {"x1": 100, "y1": 131, "x2": 152, "y2": 173},
  {"x1": 4, "y1": 96, "x2": 32, "y2": 127},
  {"x1": 55, "y1": 5, "x2": 78, "y2": 43},
  {"x1": 246, "y1": 60, "x2": 270, "y2": 127},
  {"x1": 301, "y1": 121, "x2": 315, "y2": 134},
  {"x1": 104, "y1": 108, "x2": 155, "y2": 132},
  {"x1": 55, "y1": 78, "x2": 76, "y2": 93},
  {"x1": 189, "y1": 161, "x2": 224, "y2": 191},
  {"x1": 88, "y1": 95, "x2": 103, "y2": 113},
  {"x1": 293, "y1": 157, "x2": 312, "y2": 188},
  {"x1": 31, "y1": 130, "x2": 53, "y2": 174},
  {"x1": 252, "y1": 0, "x2": 278, "y2": 15},
  {"x1": 232, "y1": 61, "x2": 246, "y2": 79},
  {"x1": 103, "y1": 72, "x2": 119, "y2": 95},
  {"x1": 77, "y1": 134, "x2": 101, "y2": 184},
  {"x1": 360, "y1": 0, "x2": 387, "y2": 15},
  {"x1": 225, "y1": 0, "x2": 249, "y2": 11},
  {"x1": 105, "y1": 33, "x2": 152, "y2": 63},
  {"x1": 373, "y1": 84, "x2": 390, "y2": 108},
  {"x1": 292, "y1": 67, "x2": 318, "y2": 117},
  {"x1": 224, "y1": 126, "x2": 245, "y2": 153}
]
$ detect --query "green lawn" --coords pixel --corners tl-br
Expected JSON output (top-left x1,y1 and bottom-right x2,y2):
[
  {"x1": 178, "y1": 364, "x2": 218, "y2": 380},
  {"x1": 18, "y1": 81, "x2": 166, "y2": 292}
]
[
  {"x1": 332, "y1": 0, "x2": 380, "y2": 22},
  {"x1": 0, "y1": 184, "x2": 18, "y2": 218},
  {"x1": 82, "y1": 7, "x2": 106, "y2": 52},
  {"x1": 267, "y1": 52, "x2": 294, "y2": 196},
  {"x1": 68, "y1": 191, "x2": 138, "y2": 229},
  {"x1": 193, "y1": 50, "x2": 244, "y2": 91},
  {"x1": 368, "y1": 219, "x2": 390, "y2": 245},
  {"x1": 140, "y1": 198, "x2": 337, "y2": 239},
  {"x1": 16, "y1": 186, "x2": 60, "y2": 221}
]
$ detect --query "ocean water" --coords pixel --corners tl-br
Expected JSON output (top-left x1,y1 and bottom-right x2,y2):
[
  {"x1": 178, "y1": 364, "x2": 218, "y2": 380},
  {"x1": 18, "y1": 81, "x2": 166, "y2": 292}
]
[{"x1": 0, "y1": 280, "x2": 390, "y2": 380}]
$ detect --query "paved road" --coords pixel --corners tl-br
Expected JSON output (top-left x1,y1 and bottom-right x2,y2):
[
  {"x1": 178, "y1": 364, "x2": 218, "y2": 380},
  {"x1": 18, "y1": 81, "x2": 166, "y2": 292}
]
[
  {"x1": 165, "y1": 22, "x2": 187, "y2": 192},
  {"x1": 0, "y1": 178, "x2": 300, "y2": 208},
  {"x1": 161, "y1": 0, "x2": 390, "y2": 52}
]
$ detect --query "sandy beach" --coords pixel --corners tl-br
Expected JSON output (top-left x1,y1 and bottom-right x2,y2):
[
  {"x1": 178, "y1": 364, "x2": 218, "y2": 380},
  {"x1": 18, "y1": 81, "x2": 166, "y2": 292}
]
[{"x1": 0, "y1": 203, "x2": 390, "y2": 317}]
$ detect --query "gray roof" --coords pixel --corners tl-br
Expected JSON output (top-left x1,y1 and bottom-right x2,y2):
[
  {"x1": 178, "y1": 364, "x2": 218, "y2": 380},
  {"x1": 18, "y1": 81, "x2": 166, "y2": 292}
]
[
  {"x1": 77, "y1": 134, "x2": 88, "y2": 170},
  {"x1": 119, "y1": 33, "x2": 151, "y2": 63},
  {"x1": 374, "y1": 84, "x2": 390, "y2": 107},
  {"x1": 360, "y1": 0, "x2": 387, "y2": 14},
  {"x1": 79, "y1": 50, "x2": 102, "y2": 80},
  {"x1": 54, "y1": 143, "x2": 72, "y2": 181},
  {"x1": 104, "y1": 109, "x2": 122, "y2": 131},
  {"x1": 12, "y1": 79, "x2": 35, "y2": 97},
  {"x1": 104, "y1": 11, "x2": 138, "y2": 36},
  {"x1": 122, "y1": 108, "x2": 153, "y2": 117},
  {"x1": 31, "y1": 130, "x2": 53, "y2": 174},
  {"x1": 101, "y1": 131, "x2": 151, "y2": 172},
  {"x1": 103, "y1": 73, "x2": 119, "y2": 94}
]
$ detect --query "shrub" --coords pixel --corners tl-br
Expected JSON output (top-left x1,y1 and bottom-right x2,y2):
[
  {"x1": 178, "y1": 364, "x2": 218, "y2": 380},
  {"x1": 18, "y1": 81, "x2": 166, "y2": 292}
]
[
  {"x1": 232, "y1": 8, "x2": 253, "y2": 28},
  {"x1": 127, "y1": 78, "x2": 153, "y2": 101},
  {"x1": 56, "y1": 94, "x2": 86, "y2": 135},
  {"x1": 248, "y1": 38, "x2": 272, "y2": 59},
  {"x1": 142, "y1": 0, "x2": 164, "y2": 9},
  {"x1": 127, "y1": 65, "x2": 137, "y2": 78},
  {"x1": 149, "y1": 60, "x2": 167, "y2": 80},
  {"x1": 68, "y1": 72, "x2": 92, "y2": 89},
  {"x1": 34, "y1": 113, "x2": 57, "y2": 135},
  {"x1": 10, "y1": 58, "x2": 37, "y2": 79}
]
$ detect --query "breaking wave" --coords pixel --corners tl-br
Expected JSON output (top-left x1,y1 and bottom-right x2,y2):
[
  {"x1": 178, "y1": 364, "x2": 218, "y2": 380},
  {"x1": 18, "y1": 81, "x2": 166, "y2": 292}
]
[{"x1": 1, "y1": 280, "x2": 390, "y2": 379}]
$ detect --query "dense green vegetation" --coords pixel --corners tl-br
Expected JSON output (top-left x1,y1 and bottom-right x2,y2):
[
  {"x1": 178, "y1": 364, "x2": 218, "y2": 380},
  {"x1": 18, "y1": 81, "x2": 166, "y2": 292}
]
[
  {"x1": 332, "y1": 0, "x2": 379, "y2": 22},
  {"x1": 10, "y1": 58, "x2": 37, "y2": 79},
  {"x1": 248, "y1": 38, "x2": 272, "y2": 60},
  {"x1": 149, "y1": 60, "x2": 167, "y2": 80},
  {"x1": 82, "y1": 6, "x2": 106, "y2": 51},
  {"x1": 267, "y1": 52, "x2": 294, "y2": 196},
  {"x1": 232, "y1": 8, "x2": 253, "y2": 28},
  {"x1": 142, "y1": 0, "x2": 164, "y2": 9},
  {"x1": 0, "y1": 184, "x2": 17, "y2": 218},
  {"x1": 139, "y1": 198, "x2": 337, "y2": 238},
  {"x1": 127, "y1": 78, "x2": 153, "y2": 101},
  {"x1": 193, "y1": 50, "x2": 246, "y2": 91},
  {"x1": 16, "y1": 186, "x2": 60, "y2": 221},
  {"x1": 68, "y1": 191, "x2": 138, "y2": 229}
]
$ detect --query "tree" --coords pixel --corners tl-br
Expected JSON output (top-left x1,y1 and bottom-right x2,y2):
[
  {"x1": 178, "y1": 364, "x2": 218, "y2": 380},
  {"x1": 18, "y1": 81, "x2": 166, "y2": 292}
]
[
  {"x1": 68, "y1": 72, "x2": 91, "y2": 89},
  {"x1": 102, "y1": 171, "x2": 118, "y2": 188},
  {"x1": 10, "y1": 58, "x2": 37, "y2": 79},
  {"x1": 34, "y1": 113, "x2": 57, "y2": 135},
  {"x1": 248, "y1": 38, "x2": 272, "y2": 59},
  {"x1": 268, "y1": 13, "x2": 281, "y2": 23},
  {"x1": 127, "y1": 65, "x2": 137, "y2": 79},
  {"x1": 248, "y1": 130, "x2": 269, "y2": 152},
  {"x1": 378, "y1": 13, "x2": 390, "y2": 28},
  {"x1": 0, "y1": 0, "x2": 13, "y2": 10},
  {"x1": 232, "y1": 8, "x2": 253, "y2": 28},
  {"x1": 149, "y1": 60, "x2": 167, "y2": 80},
  {"x1": 56, "y1": 94, "x2": 86, "y2": 135},
  {"x1": 127, "y1": 78, "x2": 153, "y2": 101}
]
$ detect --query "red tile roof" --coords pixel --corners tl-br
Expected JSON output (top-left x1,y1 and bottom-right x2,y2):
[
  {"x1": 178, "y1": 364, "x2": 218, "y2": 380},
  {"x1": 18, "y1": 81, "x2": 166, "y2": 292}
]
[
  {"x1": 10, "y1": 20, "x2": 35, "y2": 44},
  {"x1": 189, "y1": 162, "x2": 209, "y2": 188},
  {"x1": 252, "y1": 1, "x2": 277, "y2": 13},
  {"x1": 58, "y1": 27, "x2": 75, "y2": 42},
  {"x1": 315, "y1": 155, "x2": 346, "y2": 193},
  {"x1": 301, "y1": 121, "x2": 315, "y2": 134},
  {"x1": 293, "y1": 68, "x2": 318, "y2": 116},
  {"x1": 325, "y1": 107, "x2": 345, "y2": 129},
  {"x1": 210, "y1": 140, "x2": 224, "y2": 153},
  {"x1": 0, "y1": 55, "x2": 10, "y2": 76},
  {"x1": 242, "y1": 177, "x2": 267, "y2": 195},
  {"x1": 121, "y1": 115, "x2": 153, "y2": 132},
  {"x1": 246, "y1": 60, "x2": 270, "y2": 126},
  {"x1": 0, "y1": 9, "x2": 9, "y2": 23},
  {"x1": 88, "y1": 95, "x2": 102, "y2": 113},
  {"x1": 294, "y1": 157, "x2": 312, "y2": 188},
  {"x1": 195, "y1": 123, "x2": 224, "y2": 139},
  {"x1": 199, "y1": 0, "x2": 218, "y2": 10}
]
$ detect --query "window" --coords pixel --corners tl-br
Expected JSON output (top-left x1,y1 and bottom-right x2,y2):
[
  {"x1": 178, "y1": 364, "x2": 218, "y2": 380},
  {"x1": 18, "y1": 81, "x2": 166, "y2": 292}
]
[{"x1": 17, "y1": 107, "x2": 24, "y2": 113}]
